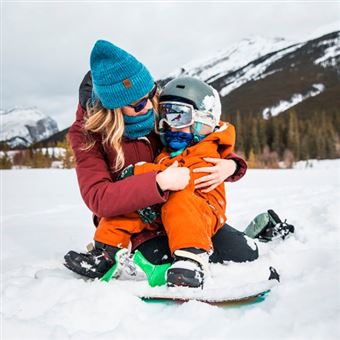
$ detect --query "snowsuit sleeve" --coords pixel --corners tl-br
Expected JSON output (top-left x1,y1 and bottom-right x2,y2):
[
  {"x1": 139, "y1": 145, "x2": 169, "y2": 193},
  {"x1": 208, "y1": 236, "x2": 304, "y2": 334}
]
[{"x1": 68, "y1": 104, "x2": 168, "y2": 218}]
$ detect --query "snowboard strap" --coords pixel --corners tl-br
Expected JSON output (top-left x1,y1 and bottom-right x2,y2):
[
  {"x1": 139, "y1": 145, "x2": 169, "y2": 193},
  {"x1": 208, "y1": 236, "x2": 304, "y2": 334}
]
[
  {"x1": 174, "y1": 249, "x2": 210, "y2": 273},
  {"x1": 101, "y1": 248, "x2": 129, "y2": 282}
]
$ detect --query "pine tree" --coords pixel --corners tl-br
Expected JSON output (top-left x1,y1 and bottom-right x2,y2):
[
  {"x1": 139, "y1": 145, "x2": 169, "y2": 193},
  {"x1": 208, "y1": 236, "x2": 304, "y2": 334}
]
[
  {"x1": 251, "y1": 117, "x2": 261, "y2": 155},
  {"x1": 271, "y1": 117, "x2": 282, "y2": 157},
  {"x1": 287, "y1": 110, "x2": 300, "y2": 160},
  {"x1": 235, "y1": 111, "x2": 244, "y2": 154},
  {"x1": 0, "y1": 152, "x2": 12, "y2": 169},
  {"x1": 247, "y1": 148, "x2": 257, "y2": 168},
  {"x1": 258, "y1": 117, "x2": 267, "y2": 152},
  {"x1": 57, "y1": 137, "x2": 75, "y2": 168}
]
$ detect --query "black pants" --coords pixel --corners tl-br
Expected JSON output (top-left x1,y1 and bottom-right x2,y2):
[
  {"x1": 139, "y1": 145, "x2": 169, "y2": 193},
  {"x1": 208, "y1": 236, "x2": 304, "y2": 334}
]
[{"x1": 137, "y1": 224, "x2": 259, "y2": 265}]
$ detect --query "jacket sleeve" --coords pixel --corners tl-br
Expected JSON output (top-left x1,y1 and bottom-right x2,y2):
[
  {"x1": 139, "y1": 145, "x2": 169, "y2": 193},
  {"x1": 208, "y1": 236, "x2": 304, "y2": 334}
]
[
  {"x1": 69, "y1": 104, "x2": 168, "y2": 218},
  {"x1": 218, "y1": 122, "x2": 248, "y2": 183},
  {"x1": 224, "y1": 152, "x2": 247, "y2": 182}
]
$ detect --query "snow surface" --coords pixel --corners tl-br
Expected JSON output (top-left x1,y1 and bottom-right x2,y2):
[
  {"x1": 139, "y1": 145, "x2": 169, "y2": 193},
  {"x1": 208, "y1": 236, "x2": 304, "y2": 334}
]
[
  {"x1": 262, "y1": 84, "x2": 325, "y2": 118},
  {"x1": 2, "y1": 161, "x2": 340, "y2": 339}
]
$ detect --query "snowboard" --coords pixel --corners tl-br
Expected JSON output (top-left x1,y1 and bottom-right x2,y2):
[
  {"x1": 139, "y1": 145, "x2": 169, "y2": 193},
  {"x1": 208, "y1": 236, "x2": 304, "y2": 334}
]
[
  {"x1": 111, "y1": 277, "x2": 277, "y2": 305},
  {"x1": 35, "y1": 263, "x2": 279, "y2": 305}
]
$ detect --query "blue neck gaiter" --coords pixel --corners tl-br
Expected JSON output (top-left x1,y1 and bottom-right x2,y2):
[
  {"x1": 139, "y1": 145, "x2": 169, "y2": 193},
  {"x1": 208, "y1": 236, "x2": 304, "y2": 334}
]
[
  {"x1": 123, "y1": 109, "x2": 155, "y2": 139},
  {"x1": 164, "y1": 130, "x2": 206, "y2": 157},
  {"x1": 165, "y1": 130, "x2": 194, "y2": 151}
]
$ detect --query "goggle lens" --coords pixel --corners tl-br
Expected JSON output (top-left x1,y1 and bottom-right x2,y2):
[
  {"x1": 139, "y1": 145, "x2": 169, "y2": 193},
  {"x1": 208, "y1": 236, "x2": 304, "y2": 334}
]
[{"x1": 159, "y1": 102, "x2": 194, "y2": 128}]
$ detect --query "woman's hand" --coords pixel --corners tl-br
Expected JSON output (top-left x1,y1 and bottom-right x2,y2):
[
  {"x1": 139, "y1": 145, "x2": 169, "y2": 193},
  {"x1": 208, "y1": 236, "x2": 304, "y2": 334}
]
[
  {"x1": 193, "y1": 158, "x2": 237, "y2": 193},
  {"x1": 156, "y1": 161, "x2": 190, "y2": 191}
]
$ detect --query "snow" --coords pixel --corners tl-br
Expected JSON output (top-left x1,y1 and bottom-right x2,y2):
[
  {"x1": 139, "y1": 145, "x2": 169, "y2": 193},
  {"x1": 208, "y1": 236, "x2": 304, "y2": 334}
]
[
  {"x1": 2, "y1": 160, "x2": 340, "y2": 339},
  {"x1": 262, "y1": 84, "x2": 325, "y2": 118},
  {"x1": 314, "y1": 32, "x2": 340, "y2": 68},
  {"x1": 168, "y1": 36, "x2": 296, "y2": 84},
  {"x1": 219, "y1": 43, "x2": 303, "y2": 97}
]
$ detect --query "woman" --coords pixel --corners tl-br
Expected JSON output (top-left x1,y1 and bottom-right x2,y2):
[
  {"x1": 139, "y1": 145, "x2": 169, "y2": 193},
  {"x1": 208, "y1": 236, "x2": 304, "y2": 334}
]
[{"x1": 64, "y1": 40, "x2": 258, "y2": 281}]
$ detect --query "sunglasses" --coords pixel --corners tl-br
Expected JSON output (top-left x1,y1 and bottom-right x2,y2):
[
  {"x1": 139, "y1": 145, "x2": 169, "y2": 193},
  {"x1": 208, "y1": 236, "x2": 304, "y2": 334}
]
[{"x1": 127, "y1": 83, "x2": 158, "y2": 112}]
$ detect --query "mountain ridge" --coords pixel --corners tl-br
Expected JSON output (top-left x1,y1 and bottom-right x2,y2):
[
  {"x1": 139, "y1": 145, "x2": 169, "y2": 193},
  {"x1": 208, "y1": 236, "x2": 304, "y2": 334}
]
[{"x1": 2, "y1": 29, "x2": 339, "y2": 150}]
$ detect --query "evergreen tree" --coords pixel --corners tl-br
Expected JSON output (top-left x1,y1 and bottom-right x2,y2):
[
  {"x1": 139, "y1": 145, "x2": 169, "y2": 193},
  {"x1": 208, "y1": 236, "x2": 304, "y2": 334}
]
[
  {"x1": 235, "y1": 111, "x2": 244, "y2": 154},
  {"x1": 287, "y1": 110, "x2": 300, "y2": 160},
  {"x1": 57, "y1": 137, "x2": 75, "y2": 169},
  {"x1": 247, "y1": 148, "x2": 257, "y2": 168},
  {"x1": 251, "y1": 117, "x2": 261, "y2": 155},
  {"x1": 271, "y1": 117, "x2": 282, "y2": 157},
  {"x1": 258, "y1": 117, "x2": 267, "y2": 152},
  {"x1": 0, "y1": 152, "x2": 12, "y2": 169}
]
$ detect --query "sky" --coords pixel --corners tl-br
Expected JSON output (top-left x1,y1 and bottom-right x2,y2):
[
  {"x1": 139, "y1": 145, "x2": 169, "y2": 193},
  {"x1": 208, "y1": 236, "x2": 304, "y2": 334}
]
[{"x1": 2, "y1": 1, "x2": 340, "y2": 129}]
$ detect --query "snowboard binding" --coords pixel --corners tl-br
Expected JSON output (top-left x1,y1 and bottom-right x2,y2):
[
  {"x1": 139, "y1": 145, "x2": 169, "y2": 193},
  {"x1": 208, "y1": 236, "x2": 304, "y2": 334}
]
[
  {"x1": 166, "y1": 249, "x2": 209, "y2": 289},
  {"x1": 244, "y1": 209, "x2": 295, "y2": 242}
]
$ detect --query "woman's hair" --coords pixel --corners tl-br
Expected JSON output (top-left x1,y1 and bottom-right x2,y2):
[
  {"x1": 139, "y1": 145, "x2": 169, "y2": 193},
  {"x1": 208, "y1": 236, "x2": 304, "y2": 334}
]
[{"x1": 83, "y1": 94, "x2": 159, "y2": 172}]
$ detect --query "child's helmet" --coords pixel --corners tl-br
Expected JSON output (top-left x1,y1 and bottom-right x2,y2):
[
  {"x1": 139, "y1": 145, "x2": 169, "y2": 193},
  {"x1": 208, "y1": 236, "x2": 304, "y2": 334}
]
[{"x1": 159, "y1": 77, "x2": 221, "y2": 135}]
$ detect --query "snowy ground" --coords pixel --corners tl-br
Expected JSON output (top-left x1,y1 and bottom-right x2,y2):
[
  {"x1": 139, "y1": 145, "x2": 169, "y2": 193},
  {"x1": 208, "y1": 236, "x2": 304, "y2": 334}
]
[{"x1": 2, "y1": 160, "x2": 340, "y2": 340}]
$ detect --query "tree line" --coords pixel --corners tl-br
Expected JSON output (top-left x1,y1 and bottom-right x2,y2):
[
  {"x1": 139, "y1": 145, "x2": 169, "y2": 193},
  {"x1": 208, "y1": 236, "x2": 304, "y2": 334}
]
[
  {"x1": 225, "y1": 109, "x2": 339, "y2": 168},
  {"x1": 0, "y1": 138, "x2": 75, "y2": 169},
  {"x1": 1, "y1": 109, "x2": 339, "y2": 169}
]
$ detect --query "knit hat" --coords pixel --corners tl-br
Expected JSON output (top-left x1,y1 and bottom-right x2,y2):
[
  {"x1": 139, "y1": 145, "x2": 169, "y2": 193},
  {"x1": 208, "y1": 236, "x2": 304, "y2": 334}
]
[{"x1": 90, "y1": 40, "x2": 154, "y2": 109}]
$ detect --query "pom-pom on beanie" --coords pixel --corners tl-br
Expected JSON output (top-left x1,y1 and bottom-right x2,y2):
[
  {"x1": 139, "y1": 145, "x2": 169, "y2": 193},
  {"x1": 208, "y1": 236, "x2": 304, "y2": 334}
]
[{"x1": 90, "y1": 40, "x2": 154, "y2": 109}]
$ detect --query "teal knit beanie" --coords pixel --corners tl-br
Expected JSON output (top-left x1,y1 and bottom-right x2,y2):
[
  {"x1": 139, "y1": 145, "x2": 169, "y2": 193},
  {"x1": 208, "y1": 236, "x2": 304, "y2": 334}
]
[{"x1": 90, "y1": 40, "x2": 154, "y2": 109}]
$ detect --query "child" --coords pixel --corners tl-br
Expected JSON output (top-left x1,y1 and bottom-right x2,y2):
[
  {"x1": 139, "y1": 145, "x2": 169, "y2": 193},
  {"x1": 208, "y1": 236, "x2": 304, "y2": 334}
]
[{"x1": 94, "y1": 77, "x2": 236, "y2": 287}]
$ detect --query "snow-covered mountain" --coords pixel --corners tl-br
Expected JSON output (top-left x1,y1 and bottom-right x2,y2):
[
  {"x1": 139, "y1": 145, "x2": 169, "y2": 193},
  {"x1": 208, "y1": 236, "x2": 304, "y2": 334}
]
[
  {"x1": 161, "y1": 30, "x2": 340, "y2": 119},
  {"x1": 0, "y1": 107, "x2": 59, "y2": 148},
  {"x1": 11, "y1": 29, "x2": 339, "y2": 149},
  {"x1": 167, "y1": 36, "x2": 297, "y2": 88}
]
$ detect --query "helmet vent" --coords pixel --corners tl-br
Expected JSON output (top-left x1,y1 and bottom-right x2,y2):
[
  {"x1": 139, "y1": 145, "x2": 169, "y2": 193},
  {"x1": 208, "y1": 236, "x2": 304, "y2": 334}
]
[{"x1": 176, "y1": 85, "x2": 185, "y2": 89}]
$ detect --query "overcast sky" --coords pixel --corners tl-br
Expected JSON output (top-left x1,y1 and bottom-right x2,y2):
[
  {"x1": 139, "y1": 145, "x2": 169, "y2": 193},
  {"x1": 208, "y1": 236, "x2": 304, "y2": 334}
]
[{"x1": 2, "y1": 1, "x2": 340, "y2": 129}]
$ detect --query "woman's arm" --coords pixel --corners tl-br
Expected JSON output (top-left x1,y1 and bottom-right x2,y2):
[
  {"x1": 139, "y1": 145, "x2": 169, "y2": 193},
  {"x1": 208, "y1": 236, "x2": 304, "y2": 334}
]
[
  {"x1": 69, "y1": 104, "x2": 169, "y2": 218},
  {"x1": 193, "y1": 122, "x2": 247, "y2": 192}
]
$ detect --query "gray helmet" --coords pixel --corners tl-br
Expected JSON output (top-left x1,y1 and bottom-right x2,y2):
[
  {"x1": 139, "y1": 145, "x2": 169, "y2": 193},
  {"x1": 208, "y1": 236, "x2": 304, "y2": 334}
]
[{"x1": 159, "y1": 77, "x2": 221, "y2": 133}]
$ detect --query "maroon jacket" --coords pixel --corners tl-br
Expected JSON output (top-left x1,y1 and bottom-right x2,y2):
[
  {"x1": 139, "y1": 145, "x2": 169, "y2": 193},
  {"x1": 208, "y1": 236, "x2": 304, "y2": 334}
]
[{"x1": 68, "y1": 104, "x2": 247, "y2": 219}]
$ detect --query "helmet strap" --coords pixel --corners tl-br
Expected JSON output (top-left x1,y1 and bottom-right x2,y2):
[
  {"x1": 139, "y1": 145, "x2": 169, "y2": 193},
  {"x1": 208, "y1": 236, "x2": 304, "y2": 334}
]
[{"x1": 191, "y1": 122, "x2": 205, "y2": 142}]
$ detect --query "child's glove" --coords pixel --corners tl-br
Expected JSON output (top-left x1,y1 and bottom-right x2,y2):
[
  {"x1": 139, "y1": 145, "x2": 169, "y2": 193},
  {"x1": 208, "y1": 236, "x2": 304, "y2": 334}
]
[{"x1": 118, "y1": 165, "x2": 160, "y2": 224}]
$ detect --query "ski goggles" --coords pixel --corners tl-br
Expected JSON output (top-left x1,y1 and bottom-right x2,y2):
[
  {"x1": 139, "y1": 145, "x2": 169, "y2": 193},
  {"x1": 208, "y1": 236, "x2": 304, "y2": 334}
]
[
  {"x1": 159, "y1": 101, "x2": 216, "y2": 130},
  {"x1": 159, "y1": 101, "x2": 196, "y2": 129},
  {"x1": 127, "y1": 83, "x2": 158, "y2": 112}
]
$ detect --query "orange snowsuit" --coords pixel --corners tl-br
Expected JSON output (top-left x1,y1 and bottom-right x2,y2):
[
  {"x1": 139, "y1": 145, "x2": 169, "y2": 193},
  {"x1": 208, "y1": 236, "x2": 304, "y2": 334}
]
[{"x1": 95, "y1": 122, "x2": 236, "y2": 254}]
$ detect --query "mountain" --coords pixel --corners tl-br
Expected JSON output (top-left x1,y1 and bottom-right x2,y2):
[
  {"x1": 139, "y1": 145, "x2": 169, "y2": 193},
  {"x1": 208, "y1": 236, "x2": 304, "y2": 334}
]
[
  {"x1": 160, "y1": 30, "x2": 340, "y2": 120},
  {"x1": 0, "y1": 107, "x2": 59, "y2": 148},
  {"x1": 11, "y1": 29, "x2": 340, "y2": 156}
]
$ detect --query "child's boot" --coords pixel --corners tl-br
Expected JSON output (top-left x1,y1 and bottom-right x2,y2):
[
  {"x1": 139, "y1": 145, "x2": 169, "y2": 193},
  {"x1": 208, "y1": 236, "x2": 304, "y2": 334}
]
[
  {"x1": 64, "y1": 241, "x2": 128, "y2": 279},
  {"x1": 166, "y1": 248, "x2": 209, "y2": 288}
]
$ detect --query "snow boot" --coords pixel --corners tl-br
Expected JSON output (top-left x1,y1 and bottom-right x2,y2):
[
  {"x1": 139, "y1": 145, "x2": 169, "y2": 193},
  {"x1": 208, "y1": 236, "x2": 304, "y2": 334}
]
[
  {"x1": 244, "y1": 209, "x2": 295, "y2": 242},
  {"x1": 64, "y1": 241, "x2": 128, "y2": 279},
  {"x1": 166, "y1": 248, "x2": 209, "y2": 288}
]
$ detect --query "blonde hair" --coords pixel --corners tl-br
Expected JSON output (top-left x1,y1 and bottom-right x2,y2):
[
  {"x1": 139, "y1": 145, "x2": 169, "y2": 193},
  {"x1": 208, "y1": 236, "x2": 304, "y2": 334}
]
[{"x1": 83, "y1": 94, "x2": 159, "y2": 172}]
